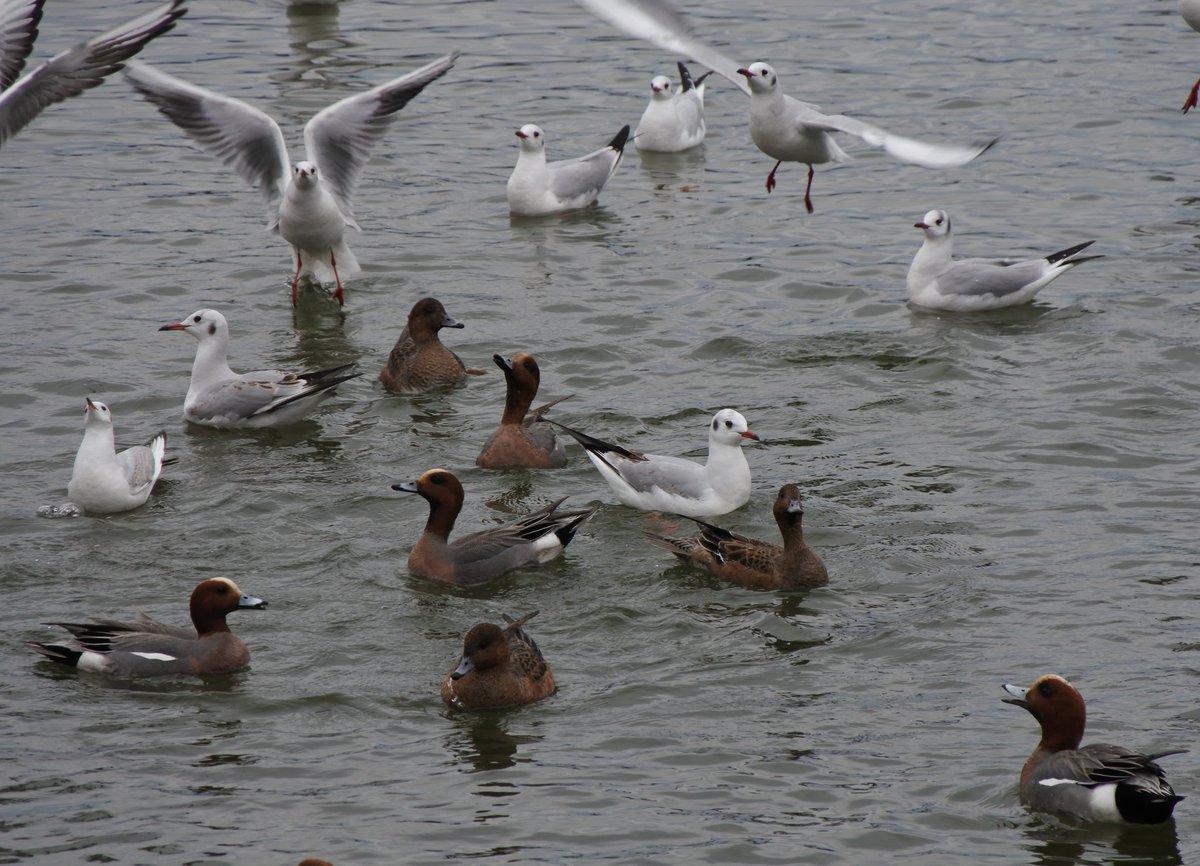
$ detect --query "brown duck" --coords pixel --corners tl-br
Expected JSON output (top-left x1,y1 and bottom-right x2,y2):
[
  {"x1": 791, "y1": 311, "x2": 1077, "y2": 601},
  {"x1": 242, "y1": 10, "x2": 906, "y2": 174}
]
[
  {"x1": 477, "y1": 352, "x2": 570, "y2": 469},
  {"x1": 441, "y1": 611, "x2": 556, "y2": 710},
  {"x1": 379, "y1": 297, "x2": 482, "y2": 393},
  {"x1": 645, "y1": 483, "x2": 827, "y2": 590}
]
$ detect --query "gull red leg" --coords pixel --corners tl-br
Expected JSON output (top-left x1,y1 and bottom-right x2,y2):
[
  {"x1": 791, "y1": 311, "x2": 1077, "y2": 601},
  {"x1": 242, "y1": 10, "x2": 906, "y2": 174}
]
[
  {"x1": 765, "y1": 159, "x2": 782, "y2": 193},
  {"x1": 330, "y1": 253, "x2": 344, "y2": 306},
  {"x1": 803, "y1": 164, "x2": 815, "y2": 214},
  {"x1": 291, "y1": 252, "x2": 303, "y2": 306},
  {"x1": 1184, "y1": 78, "x2": 1200, "y2": 113}
]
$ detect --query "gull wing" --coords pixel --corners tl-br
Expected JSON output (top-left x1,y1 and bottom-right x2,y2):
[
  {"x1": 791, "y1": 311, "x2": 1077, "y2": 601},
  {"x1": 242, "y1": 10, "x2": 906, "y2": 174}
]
[
  {"x1": 124, "y1": 58, "x2": 291, "y2": 226},
  {"x1": 0, "y1": 0, "x2": 43, "y2": 91},
  {"x1": 0, "y1": 0, "x2": 185, "y2": 148},
  {"x1": 573, "y1": 0, "x2": 748, "y2": 95},
  {"x1": 304, "y1": 52, "x2": 457, "y2": 224},
  {"x1": 806, "y1": 101, "x2": 994, "y2": 168}
]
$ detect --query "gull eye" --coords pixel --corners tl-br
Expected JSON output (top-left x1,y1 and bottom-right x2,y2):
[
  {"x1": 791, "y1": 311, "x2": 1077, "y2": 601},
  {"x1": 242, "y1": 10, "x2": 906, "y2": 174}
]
[
  {"x1": 935, "y1": 217, "x2": 943, "y2": 225},
  {"x1": 724, "y1": 419, "x2": 733, "y2": 428},
  {"x1": 193, "y1": 314, "x2": 202, "y2": 323}
]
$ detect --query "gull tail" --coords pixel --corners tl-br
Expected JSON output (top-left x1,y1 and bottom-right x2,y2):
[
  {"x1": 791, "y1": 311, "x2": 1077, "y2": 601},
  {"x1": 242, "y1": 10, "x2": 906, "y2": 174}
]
[{"x1": 546, "y1": 419, "x2": 644, "y2": 462}]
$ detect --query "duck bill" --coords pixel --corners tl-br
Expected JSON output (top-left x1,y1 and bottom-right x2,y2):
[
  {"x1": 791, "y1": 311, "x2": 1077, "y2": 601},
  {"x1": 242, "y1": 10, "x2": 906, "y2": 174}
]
[
  {"x1": 238, "y1": 594, "x2": 268, "y2": 611},
  {"x1": 1001, "y1": 682, "x2": 1028, "y2": 707},
  {"x1": 392, "y1": 481, "x2": 419, "y2": 494},
  {"x1": 451, "y1": 656, "x2": 474, "y2": 680}
]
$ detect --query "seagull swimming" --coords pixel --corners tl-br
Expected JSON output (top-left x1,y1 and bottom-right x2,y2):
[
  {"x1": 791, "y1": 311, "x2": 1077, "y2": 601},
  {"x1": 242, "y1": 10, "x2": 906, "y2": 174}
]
[
  {"x1": 67, "y1": 398, "x2": 167, "y2": 514},
  {"x1": 1181, "y1": 0, "x2": 1200, "y2": 111},
  {"x1": 125, "y1": 53, "x2": 457, "y2": 305},
  {"x1": 0, "y1": 0, "x2": 184, "y2": 149},
  {"x1": 907, "y1": 209, "x2": 1102, "y2": 311},
  {"x1": 506, "y1": 122, "x2": 631, "y2": 216},
  {"x1": 551, "y1": 408, "x2": 759, "y2": 517},
  {"x1": 635, "y1": 61, "x2": 710, "y2": 152},
  {"x1": 159, "y1": 308, "x2": 359, "y2": 428}
]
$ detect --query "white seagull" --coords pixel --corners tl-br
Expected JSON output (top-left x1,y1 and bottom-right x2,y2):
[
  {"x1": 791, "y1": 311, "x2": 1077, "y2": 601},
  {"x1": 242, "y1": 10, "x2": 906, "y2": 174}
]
[
  {"x1": 551, "y1": 408, "x2": 759, "y2": 517},
  {"x1": 159, "y1": 308, "x2": 359, "y2": 428},
  {"x1": 738, "y1": 62, "x2": 993, "y2": 212},
  {"x1": 0, "y1": 0, "x2": 184, "y2": 149},
  {"x1": 907, "y1": 210, "x2": 1102, "y2": 311},
  {"x1": 124, "y1": 53, "x2": 457, "y2": 305},
  {"x1": 572, "y1": 0, "x2": 992, "y2": 211},
  {"x1": 67, "y1": 398, "x2": 167, "y2": 515},
  {"x1": 635, "y1": 61, "x2": 710, "y2": 152},
  {"x1": 1181, "y1": 0, "x2": 1200, "y2": 111},
  {"x1": 506, "y1": 122, "x2": 631, "y2": 217}
]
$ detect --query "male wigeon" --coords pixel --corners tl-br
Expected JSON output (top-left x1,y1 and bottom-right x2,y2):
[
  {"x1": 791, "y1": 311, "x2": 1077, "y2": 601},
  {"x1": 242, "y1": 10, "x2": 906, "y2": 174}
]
[
  {"x1": 506, "y1": 123, "x2": 631, "y2": 217},
  {"x1": 645, "y1": 483, "x2": 827, "y2": 590},
  {"x1": 27, "y1": 577, "x2": 267, "y2": 676},
  {"x1": 550, "y1": 408, "x2": 759, "y2": 517},
  {"x1": 1002, "y1": 674, "x2": 1185, "y2": 824},
  {"x1": 391, "y1": 468, "x2": 598, "y2": 584},
  {"x1": 441, "y1": 611, "x2": 556, "y2": 710},
  {"x1": 67, "y1": 398, "x2": 168, "y2": 514},
  {"x1": 379, "y1": 297, "x2": 484, "y2": 394},
  {"x1": 160, "y1": 309, "x2": 358, "y2": 428},
  {"x1": 476, "y1": 352, "x2": 570, "y2": 469}
]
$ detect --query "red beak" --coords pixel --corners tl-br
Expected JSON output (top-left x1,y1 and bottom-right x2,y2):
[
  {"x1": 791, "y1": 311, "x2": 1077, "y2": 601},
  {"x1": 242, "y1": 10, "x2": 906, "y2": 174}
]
[
  {"x1": 158, "y1": 322, "x2": 186, "y2": 331},
  {"x1": 740, "y1": 430, "x2": 760, "y2": 441},
  {"x1": 914, "y1": 222, "x2": 929, "y2": 229},
  {"x1": 736, "y1": 67, "x2": 752, "y2": 78},
  {"x1": 515, "y1": 130, "x2": 527, "y2": 140}
]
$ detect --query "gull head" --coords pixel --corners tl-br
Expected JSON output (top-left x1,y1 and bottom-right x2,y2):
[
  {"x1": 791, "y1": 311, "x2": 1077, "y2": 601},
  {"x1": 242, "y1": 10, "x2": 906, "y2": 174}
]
[
  {"x1": 914, "y1": 209, "x2": 952, "y2": 241},
  {"x1": 650, "y1": 75, "x2": 673, "y2": 98},
  {"x1": 737, "y1": 62, "x2": 777, "y2": 95},
  {"x1": 84, "y1": 397, "x2": 113, "y2": 427},
  {"x1": 515, "y1": 124, "x2": 546, "y2": 153},
  {"x1": 293, "y1": 160, "x2": 319, "y2": 190},
  {"x1": 159, "y1": 308, "x2": 230, "y2": 344},
  {"x1": 709, "y1": 408, "x2": 759, "y2": 448}
]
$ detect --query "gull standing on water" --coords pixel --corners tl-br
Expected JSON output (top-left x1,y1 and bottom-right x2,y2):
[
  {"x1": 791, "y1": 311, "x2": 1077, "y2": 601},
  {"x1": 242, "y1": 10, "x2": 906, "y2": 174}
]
[
  {"x1": 0, "y1": 0, "x2": 184, "y2": 149},
  {"x1": 124, "y1": 53, "x2": 457, "y2": 305},
  {"x1": 159, "y1": 308, "x2": 359, "y2": 428},
  {"x1": 67, "y1": 398, "x2": 167, "y2": 514},
  {"x1": 634, "y1": 61, "x2": 710, "y2": 152},
  {"x1": 907, "y1": 210, "x2": 1102, "y2": 311},
  {"x1": 506, "y1": 122, "x2": 630, "y2": 216},
  {"x1": 1181, "y1": 0, "x2": 1200, "y2": 111},
  {"x1": 738, "y1": 62, "x2": 993, "y2": 212},
  {"x1": 572, "y1": 0, "x2": 992, "y2": 211}
]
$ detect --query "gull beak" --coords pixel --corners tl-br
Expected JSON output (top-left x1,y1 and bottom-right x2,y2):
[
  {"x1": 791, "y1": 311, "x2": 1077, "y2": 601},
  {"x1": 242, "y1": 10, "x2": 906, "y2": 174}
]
[
  {"x1": 158, "y1": 322, "x2": 186, "y2": 332},
  {"x1": 736, "y1": 67, "x2": 752, "y2": 78},
  {"x1": 914, "y1": 222, "x2": 929, "y2": 229},
  {"x1": 740, "y1": 430, "x2": 760, "y2": 442},
  {"x1": 515, "y1": 130, "x2": 527, "y2": 140}
]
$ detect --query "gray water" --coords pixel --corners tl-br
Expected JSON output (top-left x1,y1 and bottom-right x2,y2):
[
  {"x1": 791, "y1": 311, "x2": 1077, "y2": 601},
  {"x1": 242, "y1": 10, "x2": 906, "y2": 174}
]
[{"x1": 2, "y1": 0, "x2": 1199, "y2": 863}]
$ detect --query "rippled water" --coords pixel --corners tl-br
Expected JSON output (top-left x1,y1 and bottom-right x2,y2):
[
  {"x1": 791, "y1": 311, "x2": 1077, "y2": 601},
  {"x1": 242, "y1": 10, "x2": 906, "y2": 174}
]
[{"x1": 3, "y1": 0, "x2": 1199, "y2": 863}]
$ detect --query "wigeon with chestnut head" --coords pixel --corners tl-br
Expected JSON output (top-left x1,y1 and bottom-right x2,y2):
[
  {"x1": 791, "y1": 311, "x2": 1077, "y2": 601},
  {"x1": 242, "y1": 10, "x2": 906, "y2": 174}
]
[
  {"x1": 476, "y1": 352, "x2": 570, "y2": 469},
  {"x1": 1002, "y1": 674, "x2": 1185, "y2": 824},
  {"x1": 646, "y1": 483, "x2": 827, "y2": 590},
  {"x1": 441, "y1": 611, "x2": 555, "y2": 710},
  {"x1": 28, "y1": 577, "x2": 267, "y2": 676},
  {"x1": 379, "y1": 298, "x2": 483, "y2": 394},
  {"x1": 392, "y1": 469, "x2": 597, "y2": 584}
]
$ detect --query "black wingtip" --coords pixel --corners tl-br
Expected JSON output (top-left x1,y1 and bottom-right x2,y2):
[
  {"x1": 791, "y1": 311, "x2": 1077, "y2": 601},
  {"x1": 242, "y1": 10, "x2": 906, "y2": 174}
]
[
  {"x1": 1045, "y1": 240, "x2": 1097, "y2": 265},
  {"x1": 545, "y1": 419, "x2": 639, "y2": 460},
  {"x1": 608, "y1": 124, "x2": 631, "y2": 154},
  {"x1": 677, "y1": 61, "x2": 694, "y2": 91}
]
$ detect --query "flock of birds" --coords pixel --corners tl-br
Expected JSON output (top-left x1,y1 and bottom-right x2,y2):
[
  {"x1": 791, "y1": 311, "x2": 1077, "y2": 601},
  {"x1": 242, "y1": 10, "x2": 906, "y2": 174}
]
[{"x1": 7, "y1": 0, "x2": 1192, "y2": 835}]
